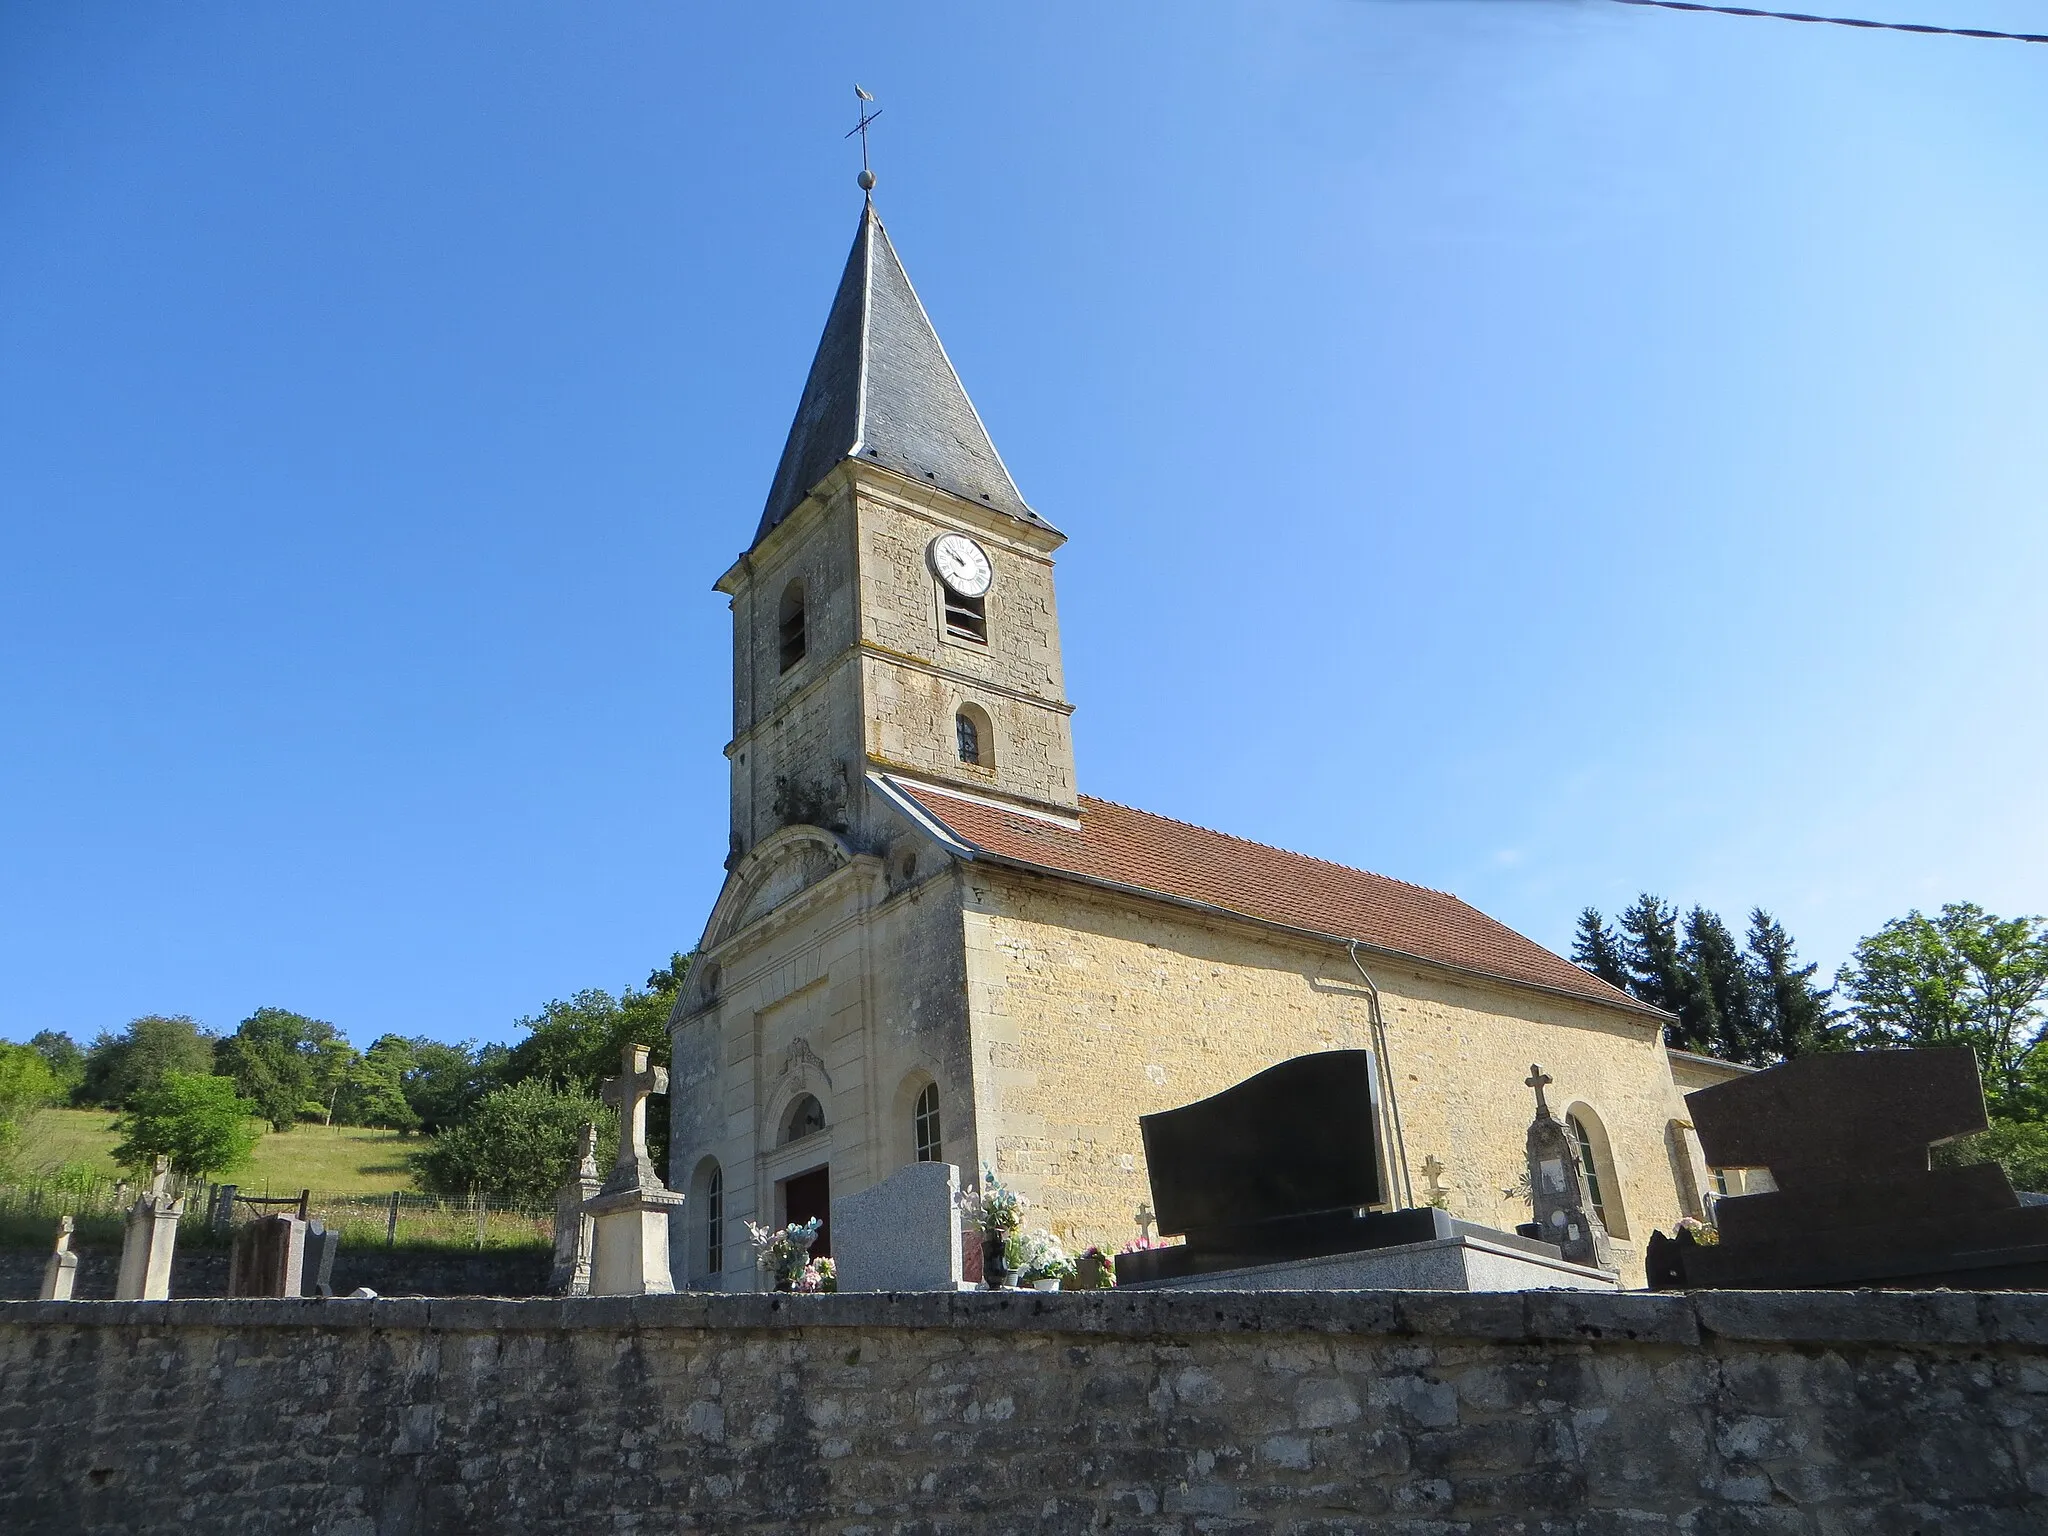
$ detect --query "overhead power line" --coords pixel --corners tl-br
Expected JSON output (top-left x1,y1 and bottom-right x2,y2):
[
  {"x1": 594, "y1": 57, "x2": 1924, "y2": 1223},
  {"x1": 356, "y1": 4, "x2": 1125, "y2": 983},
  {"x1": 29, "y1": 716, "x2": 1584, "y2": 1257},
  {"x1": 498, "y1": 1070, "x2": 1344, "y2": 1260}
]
[{"x1": 1607, "y1": 0, "x2": 2048, "y2": 44}]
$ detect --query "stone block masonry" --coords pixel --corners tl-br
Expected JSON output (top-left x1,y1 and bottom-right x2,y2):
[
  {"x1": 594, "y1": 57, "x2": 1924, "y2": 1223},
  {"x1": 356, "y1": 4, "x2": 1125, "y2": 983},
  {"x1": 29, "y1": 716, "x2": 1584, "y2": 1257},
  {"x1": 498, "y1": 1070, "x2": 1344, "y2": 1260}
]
[{"x1": 1, "y1": 1290, "x2": 2044, "y2": 1534}]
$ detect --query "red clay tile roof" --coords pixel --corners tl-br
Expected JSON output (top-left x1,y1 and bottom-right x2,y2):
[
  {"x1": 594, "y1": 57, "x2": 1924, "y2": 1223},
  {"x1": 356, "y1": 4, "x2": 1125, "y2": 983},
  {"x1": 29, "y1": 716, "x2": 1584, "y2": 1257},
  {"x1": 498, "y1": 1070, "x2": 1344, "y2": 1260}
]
[{"x1": 893, "y1": 781, "x2": 1656, "y2": 1017}]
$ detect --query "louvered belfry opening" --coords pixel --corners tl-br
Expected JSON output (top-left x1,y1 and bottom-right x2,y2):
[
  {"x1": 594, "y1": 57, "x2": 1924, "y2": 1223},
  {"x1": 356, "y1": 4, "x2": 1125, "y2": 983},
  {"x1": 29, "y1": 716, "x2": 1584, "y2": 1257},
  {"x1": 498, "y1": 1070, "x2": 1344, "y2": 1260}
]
[
  {"x1": 778, "y1": 580, "x2": 807, "y2": 672},
  {"x1": 943, "y1": 588, "x2": 986, "y2": 643}
]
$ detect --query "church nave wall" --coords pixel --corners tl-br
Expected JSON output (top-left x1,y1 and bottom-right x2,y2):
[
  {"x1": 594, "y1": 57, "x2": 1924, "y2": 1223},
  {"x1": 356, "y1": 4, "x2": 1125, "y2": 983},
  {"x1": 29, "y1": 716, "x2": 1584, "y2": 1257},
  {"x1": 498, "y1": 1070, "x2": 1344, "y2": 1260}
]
[{"x1": 959, "y1": 866, "x2": 1694, "y2": 1276}]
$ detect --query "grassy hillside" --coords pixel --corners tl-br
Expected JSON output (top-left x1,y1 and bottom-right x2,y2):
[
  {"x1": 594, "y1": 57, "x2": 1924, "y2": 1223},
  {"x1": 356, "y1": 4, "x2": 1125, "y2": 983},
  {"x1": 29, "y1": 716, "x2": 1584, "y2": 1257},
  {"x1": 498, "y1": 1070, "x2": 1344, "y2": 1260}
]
[{"x1": 14, "y1": 1108, "x2": 420, "y2": 1196}]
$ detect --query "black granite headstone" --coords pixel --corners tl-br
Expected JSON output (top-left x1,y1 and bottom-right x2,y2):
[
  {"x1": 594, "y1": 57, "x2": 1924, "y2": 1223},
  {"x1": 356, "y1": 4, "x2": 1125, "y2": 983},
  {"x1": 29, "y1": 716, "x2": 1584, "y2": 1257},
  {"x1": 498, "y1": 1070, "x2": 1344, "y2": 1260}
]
[
  {"x1": 1649, "y1": 1046, "x2": 2048, "y2": 1290},
  {"x1": 1119, "y1": 1050, "x2": 1564, "y2": 1285}
]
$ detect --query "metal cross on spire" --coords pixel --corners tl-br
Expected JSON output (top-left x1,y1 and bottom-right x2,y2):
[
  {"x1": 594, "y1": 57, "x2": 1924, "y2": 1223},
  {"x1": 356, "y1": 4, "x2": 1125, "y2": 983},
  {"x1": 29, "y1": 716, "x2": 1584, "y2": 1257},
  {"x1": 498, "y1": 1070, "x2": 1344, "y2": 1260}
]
[{"x1": 847, "y1": 84, "x2": 881, "y2": 194}]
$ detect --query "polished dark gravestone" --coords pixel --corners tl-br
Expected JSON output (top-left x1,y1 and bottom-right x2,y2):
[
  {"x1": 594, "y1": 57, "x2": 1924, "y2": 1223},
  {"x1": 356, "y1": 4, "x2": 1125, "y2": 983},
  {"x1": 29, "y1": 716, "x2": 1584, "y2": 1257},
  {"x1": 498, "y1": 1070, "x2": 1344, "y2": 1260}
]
[
  {"x1": 1649, "y1": 1046, "x2": 2048, "y2": 1290},
  {"x1": 1117, "y1": 1050, "x2": 1565, "y2": 1285}
]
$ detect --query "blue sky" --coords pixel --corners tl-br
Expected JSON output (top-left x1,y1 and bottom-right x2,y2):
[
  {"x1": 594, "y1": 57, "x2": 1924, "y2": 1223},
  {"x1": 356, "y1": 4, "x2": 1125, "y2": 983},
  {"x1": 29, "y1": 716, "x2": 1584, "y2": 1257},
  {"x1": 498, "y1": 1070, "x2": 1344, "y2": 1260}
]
[{"x1": 3, "y1": 2, "x2": 2043, "y2": 1051}]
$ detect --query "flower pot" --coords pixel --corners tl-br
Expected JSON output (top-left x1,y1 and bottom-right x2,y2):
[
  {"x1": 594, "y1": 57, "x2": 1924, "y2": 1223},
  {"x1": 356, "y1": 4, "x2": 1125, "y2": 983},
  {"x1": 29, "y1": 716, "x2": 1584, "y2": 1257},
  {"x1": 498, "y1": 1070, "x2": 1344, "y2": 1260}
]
[
  {"x1": 981, "y1": 1233, "x2": 1014, "y2": 1289},
  {"x1": 1030, "y1": 1277, "x2": 1059, "y2": 1291}
]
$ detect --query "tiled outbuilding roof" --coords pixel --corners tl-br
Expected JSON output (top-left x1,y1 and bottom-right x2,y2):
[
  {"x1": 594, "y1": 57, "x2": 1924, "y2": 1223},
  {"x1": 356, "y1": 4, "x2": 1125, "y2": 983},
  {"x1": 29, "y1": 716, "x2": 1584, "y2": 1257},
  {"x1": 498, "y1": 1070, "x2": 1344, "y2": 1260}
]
[{"x1": 890, "y1": 780, "x2": 1659, "y2": 1018}]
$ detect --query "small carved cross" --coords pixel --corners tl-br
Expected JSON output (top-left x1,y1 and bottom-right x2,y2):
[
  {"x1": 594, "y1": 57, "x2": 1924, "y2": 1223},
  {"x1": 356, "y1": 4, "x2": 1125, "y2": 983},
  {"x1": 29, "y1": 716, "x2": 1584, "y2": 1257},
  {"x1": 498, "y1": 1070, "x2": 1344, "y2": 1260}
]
[
  {"x1": 1525, "y1": 1064, "x2": 1554, "y2": 1119},
  {"x1": 600, "y1": 1044, "x2": 669, "y2": 1174},
  {"x1": 574, "y1": 1121, "x2": 600, "y2": 1182},
  {"x1": 1421, "y1": 1155, "x2": 1448, "y2": 1199},
  {"x1": 147, "y1": 1155, "x2": 172, "y2": 1204},
  {"x1": 1134, "y1": 1202, "x2": 1156, "y2": 1241}
]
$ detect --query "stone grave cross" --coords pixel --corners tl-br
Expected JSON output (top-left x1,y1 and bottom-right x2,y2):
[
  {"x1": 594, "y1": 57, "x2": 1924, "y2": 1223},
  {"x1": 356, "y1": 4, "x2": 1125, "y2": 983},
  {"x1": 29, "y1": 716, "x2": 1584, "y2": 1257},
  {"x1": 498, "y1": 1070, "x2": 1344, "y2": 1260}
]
[
  {"x1": 1420, "y1": 1155, "x2": 1449, "y2": 1206},
  {"x1": 584, "y1": 1043, "x2": 683, "y2": 1296},
  {"x1": 1134, "y1": 1202, "x2": 1156, "y2": 1242},
  {"x1": 599, "y1": 1043, "x2": 670, "y2": 1197}
]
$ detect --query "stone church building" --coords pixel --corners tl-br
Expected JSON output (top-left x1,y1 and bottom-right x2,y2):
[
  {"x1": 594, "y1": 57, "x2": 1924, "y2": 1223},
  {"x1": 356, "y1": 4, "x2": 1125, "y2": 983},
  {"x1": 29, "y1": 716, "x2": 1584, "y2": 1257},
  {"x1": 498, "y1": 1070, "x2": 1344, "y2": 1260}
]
[{"x1": 666, "y1": 195, "x2": 1720, "y2": 1287}]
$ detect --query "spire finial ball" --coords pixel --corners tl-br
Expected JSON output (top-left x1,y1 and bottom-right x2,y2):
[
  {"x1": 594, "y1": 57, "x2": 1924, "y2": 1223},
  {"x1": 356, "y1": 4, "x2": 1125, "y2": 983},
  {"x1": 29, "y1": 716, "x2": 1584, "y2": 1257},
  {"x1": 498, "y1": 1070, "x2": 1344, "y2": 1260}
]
[{"x1": 857, "y1": 168, "x2": 876, "y2": 192}]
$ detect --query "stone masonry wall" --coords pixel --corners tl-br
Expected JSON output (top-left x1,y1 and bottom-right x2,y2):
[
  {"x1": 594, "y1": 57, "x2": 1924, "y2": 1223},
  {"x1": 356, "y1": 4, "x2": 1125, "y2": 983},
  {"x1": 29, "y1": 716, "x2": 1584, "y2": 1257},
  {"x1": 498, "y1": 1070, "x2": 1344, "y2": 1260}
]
[
  {"x1": 2, "y1": 1289, "x2": 2043, "y2": 1534},
  {"x1": 0, "y1": 1245, "x2": 550, "y2": 1302}
]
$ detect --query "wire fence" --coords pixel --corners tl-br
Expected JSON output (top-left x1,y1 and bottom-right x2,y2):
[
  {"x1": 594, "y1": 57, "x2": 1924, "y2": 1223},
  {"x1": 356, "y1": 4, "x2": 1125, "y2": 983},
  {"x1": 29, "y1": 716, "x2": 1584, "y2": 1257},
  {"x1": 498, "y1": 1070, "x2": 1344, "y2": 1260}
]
[{"x1": 0, "y1": 1171, "x2": 551, "y2": 1254}]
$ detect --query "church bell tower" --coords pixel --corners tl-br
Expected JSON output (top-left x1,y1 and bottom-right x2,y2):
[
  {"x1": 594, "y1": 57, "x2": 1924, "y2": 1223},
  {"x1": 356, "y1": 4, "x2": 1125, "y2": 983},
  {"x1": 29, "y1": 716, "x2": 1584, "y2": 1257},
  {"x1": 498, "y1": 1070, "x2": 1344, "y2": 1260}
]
[{"x1": 715, "y1": 196, "x2": 1078, "y2": 866}]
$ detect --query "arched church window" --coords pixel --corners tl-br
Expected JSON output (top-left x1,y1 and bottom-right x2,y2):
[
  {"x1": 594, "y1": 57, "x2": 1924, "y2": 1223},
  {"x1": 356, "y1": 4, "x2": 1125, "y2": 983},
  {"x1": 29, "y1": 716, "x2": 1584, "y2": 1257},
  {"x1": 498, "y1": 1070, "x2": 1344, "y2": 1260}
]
[
  {"x1": 955, "y1": 704, "x2": 992, "y2": 768},
  {"x1": 781, "y1": 1093, "x2": 825, "y2": 1145},
  {"x1": 913, "y1": 1082, "x2": 942, "y2": 1163},
  {"x1": 778, "y1": 580, "x2": 807, "y2": 672},
  {"x1": 1565, "y1": 1109, "x2": 1628, "y2": 1236}
]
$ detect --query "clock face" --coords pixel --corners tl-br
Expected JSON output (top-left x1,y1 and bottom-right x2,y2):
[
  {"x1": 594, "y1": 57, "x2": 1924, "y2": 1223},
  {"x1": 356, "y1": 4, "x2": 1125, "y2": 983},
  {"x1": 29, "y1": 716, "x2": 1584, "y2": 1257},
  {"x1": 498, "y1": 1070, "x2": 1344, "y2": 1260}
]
[{"x1": 930, "y1": 533, "x2": 994, "y2": 598}]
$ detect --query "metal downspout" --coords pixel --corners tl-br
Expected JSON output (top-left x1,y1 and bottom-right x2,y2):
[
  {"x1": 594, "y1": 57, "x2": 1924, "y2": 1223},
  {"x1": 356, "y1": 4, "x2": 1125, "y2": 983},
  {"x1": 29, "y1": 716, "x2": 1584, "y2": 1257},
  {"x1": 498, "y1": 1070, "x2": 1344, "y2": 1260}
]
[{"x1": 1349, "y1": 942, "x2": 1415, "y2": 1210}]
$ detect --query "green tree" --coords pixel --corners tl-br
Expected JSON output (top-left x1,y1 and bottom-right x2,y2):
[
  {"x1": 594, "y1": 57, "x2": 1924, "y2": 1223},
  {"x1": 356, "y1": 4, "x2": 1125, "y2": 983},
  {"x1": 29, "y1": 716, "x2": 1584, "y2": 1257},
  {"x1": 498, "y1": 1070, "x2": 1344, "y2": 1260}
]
[
  {"x1": 216, "y1": 1007, "x2": 355, "y2": 1131},
  {"x1": 1617, "y1": 895, "x2": 1704, "y2": 1049},
  {"x1": 110, "y1": 1071, "x2": 261, "y2": 1178},
  {"x1": 1838, "y1": 904, "x2": 2048, "y2": 1117},
  {"x1": 1745, "y1": 910, "x2": 1838, "y2": 1060},
  {"x1": 646, "y1": 951, "x2": 694, "y2": 996},
  {"x1": 408, "y1": 1079, "x2": 617, "y2": 1205},
  {"x1": 1934, "y1": 1117, "x2": 2048, "y2": 1194},
  {"x1": 1570, "y1": 910, "x2": 1631, "y2": 992},
  {"x1": 500, "y1": 981, "x2": 675, "y2": 1168},
  {"x1": 398, "y1": 1039, "x2": 500, "y2": 1134},
  {"x1": 0, "y1": 1043, "x2": 62, "y2": 1175},
  {"x1": 77, "y1": 1015, "x2": 217, "y2": 1108},
  {"x1": 1682, "y1": 907, "x2": 1763, "y2": 1064},
  {"x1": 27, "y1": 1031, "x2": 86, "y2": 1098},
  {"x1": 336, "y1": 1037, "x2": 420, "y2": 1131}
]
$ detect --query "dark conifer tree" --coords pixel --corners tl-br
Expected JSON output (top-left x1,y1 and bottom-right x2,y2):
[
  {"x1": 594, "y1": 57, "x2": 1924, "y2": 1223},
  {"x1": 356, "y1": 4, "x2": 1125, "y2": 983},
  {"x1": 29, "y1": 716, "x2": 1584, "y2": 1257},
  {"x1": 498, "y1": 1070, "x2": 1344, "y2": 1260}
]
[
  {"x1": 1745, "y1": 909, "x2": 1837, "y2": 1060},
  {"x1": 1570, "y1": 908, "x2": 1632, "y2": 993},
  {"x1": 1683, "y1": 907, "x2": 1763, "y2": 1063},
  {"x1": 1618, "y1": 893, "x2": 1690, "y2": 1033}
]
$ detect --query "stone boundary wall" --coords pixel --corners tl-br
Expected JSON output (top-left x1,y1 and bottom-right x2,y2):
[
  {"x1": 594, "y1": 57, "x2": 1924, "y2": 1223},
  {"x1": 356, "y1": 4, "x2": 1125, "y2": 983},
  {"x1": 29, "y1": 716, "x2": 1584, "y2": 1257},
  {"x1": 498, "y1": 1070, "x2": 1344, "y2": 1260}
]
[
  {"x1": 0, "y1": 1245, "x2": 550, "y2": 1302},
  {"x1": 1, "y1": 1290, "x2": 2043, "y2": 1534}
]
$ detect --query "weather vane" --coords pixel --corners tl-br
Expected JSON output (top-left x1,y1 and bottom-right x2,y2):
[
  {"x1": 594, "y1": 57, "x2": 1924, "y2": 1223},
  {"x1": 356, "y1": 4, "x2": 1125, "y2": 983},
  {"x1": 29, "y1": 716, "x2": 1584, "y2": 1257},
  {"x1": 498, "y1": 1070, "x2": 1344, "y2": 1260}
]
[{"x1": 847, "y1": 84, "x2": 881, "y2": 193}]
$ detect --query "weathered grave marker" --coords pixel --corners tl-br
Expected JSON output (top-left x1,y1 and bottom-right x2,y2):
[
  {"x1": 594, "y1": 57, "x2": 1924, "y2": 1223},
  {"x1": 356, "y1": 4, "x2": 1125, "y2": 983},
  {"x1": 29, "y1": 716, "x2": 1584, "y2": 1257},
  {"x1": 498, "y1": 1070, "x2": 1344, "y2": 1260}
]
[
  {"x1": 1522, "y1": 1064, "x2": 1615, "y2": 1272},
  {"x1": 40, "y1": 1215, "x2": 78, "y2": 1301},
  {"x1": 550, "y1": 1122, "x2": 601, "y2": 1295},
  {"x1": 229, "y1": 1215, "x2": 308, "y2": 1298},
  {"x1": 114, "y1": 1157, "x2": 184, "y2": 1301}
]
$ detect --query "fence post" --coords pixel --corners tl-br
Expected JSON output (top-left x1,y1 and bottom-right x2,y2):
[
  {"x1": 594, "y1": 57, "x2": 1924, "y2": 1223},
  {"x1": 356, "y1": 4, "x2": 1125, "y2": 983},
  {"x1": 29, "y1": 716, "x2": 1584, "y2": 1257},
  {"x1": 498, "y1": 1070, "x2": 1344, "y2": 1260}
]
[
  {"x1": 385, "y1": 1191, "x2": 400, "y2": 1249},
  {"x1": 474, "y1": 1194, "x2": 487, "y2": 1250}
]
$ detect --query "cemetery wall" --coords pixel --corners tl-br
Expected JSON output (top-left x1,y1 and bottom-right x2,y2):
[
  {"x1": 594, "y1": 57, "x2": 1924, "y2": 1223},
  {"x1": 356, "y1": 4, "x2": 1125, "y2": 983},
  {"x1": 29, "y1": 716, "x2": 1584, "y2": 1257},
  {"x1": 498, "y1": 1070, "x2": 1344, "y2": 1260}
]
[
  {"x1": 2, "y1": 1289, "x2": 2044, "y2": 1534},
  {"x1": 963, "y1": 866, "x2": 1698, "y2": 1271},
  {"x1": 0, "y1": 1244, "x2": 549, "y2": 1302}
]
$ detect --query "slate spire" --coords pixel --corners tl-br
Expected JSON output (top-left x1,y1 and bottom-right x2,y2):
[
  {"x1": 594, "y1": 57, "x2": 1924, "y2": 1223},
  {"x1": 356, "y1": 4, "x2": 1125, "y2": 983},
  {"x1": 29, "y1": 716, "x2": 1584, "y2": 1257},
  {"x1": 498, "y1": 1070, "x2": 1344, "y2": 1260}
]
[{"x1": 754, "y1": 201, "x2": 1049, "y2": 547}]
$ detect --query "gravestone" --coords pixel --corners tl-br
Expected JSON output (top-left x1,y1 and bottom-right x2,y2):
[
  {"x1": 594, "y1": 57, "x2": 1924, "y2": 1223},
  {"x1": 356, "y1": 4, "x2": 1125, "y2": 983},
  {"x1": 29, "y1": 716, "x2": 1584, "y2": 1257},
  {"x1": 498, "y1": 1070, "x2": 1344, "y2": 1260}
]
[
  {"x1": 302, "y1": 1221, "x2": 340, "y2": 1298},
  {"x1": 114, "y1": 1157, "x2": 185, "y2": 1301},
  {"x1": 229, "y1": 1214, "x2": 309, "y2": 1298},
  {"x1": 550, "y1": 1122, "x2": 602, "y2": 1296},
  {"x1": 833, "y1": 1161, "x2": 963, "y2": 1291},
  {"x1": 1116, "y1": 1051, "x2": 1616, "y2": 1291},
  {"x1": 1522, "y1": 1065, "x2": 1615, "y2": 1272},
  {"x1": 40, "y1": 1215, "x2": 78, "y2": 1301},
  {"x1": 584, "y1": 1043, "x2": 685, "y2": 1296},
  {"x1": 1649, "y1": 1046, "x2": 2048, "y2": 1290}
]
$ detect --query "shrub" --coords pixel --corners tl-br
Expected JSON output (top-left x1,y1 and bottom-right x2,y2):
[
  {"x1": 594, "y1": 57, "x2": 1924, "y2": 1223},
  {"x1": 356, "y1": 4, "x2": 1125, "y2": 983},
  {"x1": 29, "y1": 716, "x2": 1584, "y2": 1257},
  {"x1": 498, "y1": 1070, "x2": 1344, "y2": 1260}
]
[{"x1": 408, "y1": 1080, "x2": 617, "y2": 1206}]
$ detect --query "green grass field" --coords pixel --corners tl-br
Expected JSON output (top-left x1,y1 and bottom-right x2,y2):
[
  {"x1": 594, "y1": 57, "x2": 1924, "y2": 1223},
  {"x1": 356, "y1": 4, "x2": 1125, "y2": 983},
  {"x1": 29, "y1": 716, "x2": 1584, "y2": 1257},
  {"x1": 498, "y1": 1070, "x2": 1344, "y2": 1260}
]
[{"x1": 17, "y1": 1107, "x2": 421, "y2": 1196}]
